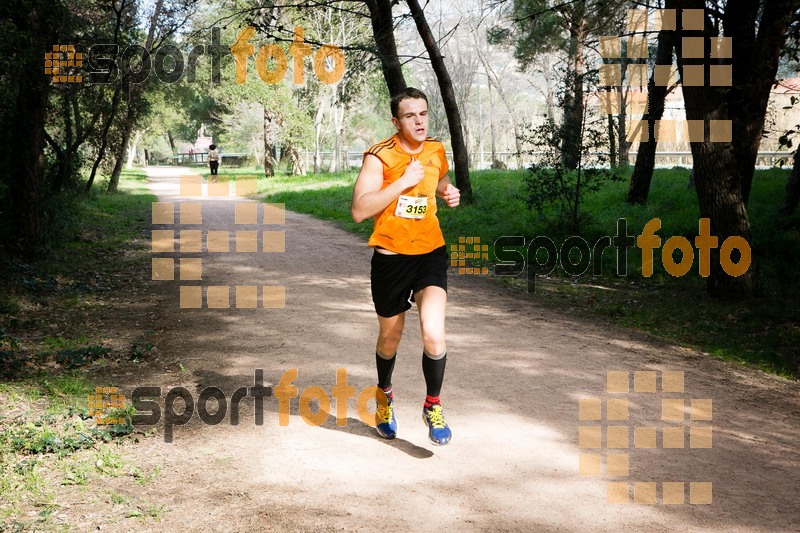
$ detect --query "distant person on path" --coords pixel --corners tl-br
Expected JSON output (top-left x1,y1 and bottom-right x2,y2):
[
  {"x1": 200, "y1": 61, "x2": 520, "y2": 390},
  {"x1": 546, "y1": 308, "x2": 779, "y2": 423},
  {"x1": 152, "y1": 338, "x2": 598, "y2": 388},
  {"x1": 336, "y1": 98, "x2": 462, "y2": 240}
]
[
  {"x1": 208, "y1": 144, "x2": 219, "y2": 175},
  {"x1": 350, "y1": 87, "x2": 460, "y2": 445}
]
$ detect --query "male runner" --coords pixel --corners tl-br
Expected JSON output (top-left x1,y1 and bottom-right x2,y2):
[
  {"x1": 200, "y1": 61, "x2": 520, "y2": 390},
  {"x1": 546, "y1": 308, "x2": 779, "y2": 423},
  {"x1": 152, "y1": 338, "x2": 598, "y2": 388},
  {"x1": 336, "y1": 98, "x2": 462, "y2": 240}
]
[{"x1": 350, "y1": 87, "x2": 460, "y2": 445}]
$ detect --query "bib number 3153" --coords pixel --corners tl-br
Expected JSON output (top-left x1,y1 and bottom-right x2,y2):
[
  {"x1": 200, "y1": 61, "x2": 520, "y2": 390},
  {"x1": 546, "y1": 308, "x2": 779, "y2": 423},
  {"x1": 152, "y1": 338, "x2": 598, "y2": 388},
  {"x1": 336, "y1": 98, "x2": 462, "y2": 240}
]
[{"x1": 395, "y1": 195, "x2": 428, "y2": 219}]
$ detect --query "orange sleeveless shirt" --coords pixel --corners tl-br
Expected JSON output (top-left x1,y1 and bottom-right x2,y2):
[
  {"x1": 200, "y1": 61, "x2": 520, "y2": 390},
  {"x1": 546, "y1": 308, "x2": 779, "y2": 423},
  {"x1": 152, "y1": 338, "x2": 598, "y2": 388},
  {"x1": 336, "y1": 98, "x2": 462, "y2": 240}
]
[{"x1": 364, "y1": 135, "x2": 449, "y2": 255}]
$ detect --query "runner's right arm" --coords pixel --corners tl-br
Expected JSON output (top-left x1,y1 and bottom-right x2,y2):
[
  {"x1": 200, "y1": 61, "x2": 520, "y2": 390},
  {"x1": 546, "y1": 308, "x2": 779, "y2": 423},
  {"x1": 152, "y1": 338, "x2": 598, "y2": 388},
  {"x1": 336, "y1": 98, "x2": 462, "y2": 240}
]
[{"x1": 351, "y1": 154, "x2": 424, "y2": 223}]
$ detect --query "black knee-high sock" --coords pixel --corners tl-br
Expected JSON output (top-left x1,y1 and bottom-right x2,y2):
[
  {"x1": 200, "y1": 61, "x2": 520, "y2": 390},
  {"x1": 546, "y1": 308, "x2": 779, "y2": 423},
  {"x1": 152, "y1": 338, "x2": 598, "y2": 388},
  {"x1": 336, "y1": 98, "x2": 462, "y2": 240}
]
[
  {"x1": 422, "y1": 351, "x2": 446, "y2": 400},
  {"x1": 376, "y1": 352, "x2": 396, "y2": 392}
]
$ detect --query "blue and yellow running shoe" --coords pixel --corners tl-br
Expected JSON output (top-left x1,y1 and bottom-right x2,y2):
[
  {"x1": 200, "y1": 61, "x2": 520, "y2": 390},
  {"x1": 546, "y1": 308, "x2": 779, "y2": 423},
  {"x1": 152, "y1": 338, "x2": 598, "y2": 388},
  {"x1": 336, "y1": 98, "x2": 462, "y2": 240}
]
[
  {"x1": 376, "y1": 399, "x2": 397, "y2": 439},
  {"x1": 422, "y1": 404, "x2": 451, "y2": 445}
]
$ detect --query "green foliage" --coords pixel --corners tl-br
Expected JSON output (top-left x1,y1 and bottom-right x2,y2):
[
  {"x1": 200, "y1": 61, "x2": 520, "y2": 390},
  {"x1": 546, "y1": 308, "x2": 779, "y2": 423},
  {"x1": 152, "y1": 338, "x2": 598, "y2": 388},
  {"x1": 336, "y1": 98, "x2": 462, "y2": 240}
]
[
  {"x1": 0, "y1": 373, "x2": 139, "y2": 527},
  {"x1": 54, "y1": 346, "x2": 112, "y2": 369},
  {"x1": 129, "y1": 332, "x2": 156, "y2": 363},
  {"x1": 212, "y1": 76, "x2": 315, "y2": 175},
  {"x1": 0, "y1": 410, "x2": 130, "y2": 458},
  {"x1": 0, "y1": 371, "x2": 133, "y2": 465},
  {"x1": 0, "y1": 327, "x2": 23, "y2": 378},
  {"x1": 0, "y1": 170, "x2": 155, "y2": 379},
  {"x1": 520, "y1": 118, "x2": 622, "y2": 233},
  {"x1": 490, "y1": 0, "x2": 624, "y2": 70},
  {"x1": 131, "y1": 464, "x2": 162, "y2": 485},
  {"x1": 41, "y1": 373, "x2": 95, "y2": 398}
]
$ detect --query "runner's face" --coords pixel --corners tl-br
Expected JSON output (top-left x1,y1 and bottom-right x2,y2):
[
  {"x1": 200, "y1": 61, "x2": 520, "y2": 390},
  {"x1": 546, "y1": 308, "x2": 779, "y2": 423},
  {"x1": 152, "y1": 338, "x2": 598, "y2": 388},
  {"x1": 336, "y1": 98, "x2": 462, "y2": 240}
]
[{"x1": 392, "y1": 98, "x2": 428, "y2": 145}]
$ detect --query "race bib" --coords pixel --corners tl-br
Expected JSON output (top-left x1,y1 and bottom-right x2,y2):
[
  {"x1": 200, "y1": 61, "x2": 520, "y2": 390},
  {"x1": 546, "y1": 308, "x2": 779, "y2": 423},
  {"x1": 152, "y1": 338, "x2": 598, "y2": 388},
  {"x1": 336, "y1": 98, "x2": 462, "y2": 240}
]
[{"x1": 395, "y1": 195, "x2": 428, "y2": 219}]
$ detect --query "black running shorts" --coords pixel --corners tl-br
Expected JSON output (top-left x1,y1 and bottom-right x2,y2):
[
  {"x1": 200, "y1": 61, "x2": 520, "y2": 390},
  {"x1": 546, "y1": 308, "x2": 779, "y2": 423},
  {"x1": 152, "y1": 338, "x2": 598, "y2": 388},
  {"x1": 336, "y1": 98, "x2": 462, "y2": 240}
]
[{"x1": 370, "y1": 245, "x2": 448, "y2": 318}]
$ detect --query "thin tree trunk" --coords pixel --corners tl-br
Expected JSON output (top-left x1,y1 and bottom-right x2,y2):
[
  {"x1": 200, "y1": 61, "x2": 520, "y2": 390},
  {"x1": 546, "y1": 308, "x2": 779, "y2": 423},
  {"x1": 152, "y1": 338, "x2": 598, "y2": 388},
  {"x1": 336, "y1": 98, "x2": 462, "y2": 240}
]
[
  {"x1": 126, "y1": 130, "x2": 140, "y2": 169},
  {"x1": 561, "y1": 11, "x2": 586, "y2": 170},
  {"x1": 108, "y1": 0, "x2": 164, "y2": 192},
  {"x1": 290, "y1": 148, "x2": 306, "y2": 176},
  {"x1": 263, "y1": 107, "x2": 276, "y2": 177},
  {"x1": 607, "y1": 113, "x2": 617, "y2": 168},
  {"x1": 406, "y1": 0, "x2": 473, "y2": 203},
  {"x1": 627, "y1": 28, "x2": 674, "y2": 204},
  {"x1": 513, "y1": 124, "x2": 523, "y2": 169},
  {"x1": 543, "y1": 65, "x2": 556, "y2": 125},
  {"x1": 779, "y1": 150, "x2": 800, "y2": 216},
  {"x1": 54, "y1": 91, "x2": 74, "y2": 192},
  {"x1": 617, "y1": 83, "x2": 630, "y2": 165},
  {"x1": 328, "y1": 105, "x2": 343, "y2": 173},
  {"x1": 251, "y1": 134, "x2": 260, "y2": 165},
  {"x1": 364, "y1": 0, "x2": 407, "y2": 96},
  {"x1": 474, "y1": 39, "x2": 522, "y2": 169},
  {"x1": 109, "y1": 118, "x2": 132, "y2": 191},
  {"x1": 329, "y1": 133, "x2": 339, "y2": 173},
  {"x1": 87, "y1": 85, "x2": 122, "y2": 191},
  {"x1": 313, "y1": 103, "x2": 324, "y2": 173}
]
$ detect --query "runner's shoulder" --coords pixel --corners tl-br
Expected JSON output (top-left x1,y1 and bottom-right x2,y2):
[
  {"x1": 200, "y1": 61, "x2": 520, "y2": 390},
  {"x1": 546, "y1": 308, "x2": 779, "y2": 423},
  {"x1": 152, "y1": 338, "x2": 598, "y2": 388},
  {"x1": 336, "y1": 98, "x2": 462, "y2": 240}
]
[
  {"x1": 365, "y1": 136, "x2": 398, "y2": 158},
  {"x1": 424, "y1": 137, "x2": 446, "y2": 154}
]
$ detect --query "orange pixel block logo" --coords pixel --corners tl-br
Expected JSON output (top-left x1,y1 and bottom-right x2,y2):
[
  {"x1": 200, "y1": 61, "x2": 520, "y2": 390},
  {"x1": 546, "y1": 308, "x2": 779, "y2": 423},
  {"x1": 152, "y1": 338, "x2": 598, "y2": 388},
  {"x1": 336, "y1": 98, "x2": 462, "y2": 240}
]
[
  {"x1": 150, "y1": 175, "x2": 286, "y2": 309},
  {"x1": 578, "y1": 371, "x2": 713, "y2": 505},
  {"x1": 599, "y1": 9, "x2": 732, "y2": 143},
  {"x1": 451, "y1": 236, "x2": 489, "y2": 275},
  {"x1": 89, "y1": 386, "x2": 126, "y2": 425},
  {"x1": 45, "y1": 44, "x2": 83, "y2": 83}
]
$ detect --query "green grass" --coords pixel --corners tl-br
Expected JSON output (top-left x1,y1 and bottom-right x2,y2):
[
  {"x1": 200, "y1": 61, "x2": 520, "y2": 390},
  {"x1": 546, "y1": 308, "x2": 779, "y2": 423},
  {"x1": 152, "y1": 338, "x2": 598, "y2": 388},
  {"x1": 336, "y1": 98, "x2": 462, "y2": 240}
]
[
  {"x1": 0, "y1": 170, "x2": 152, "y2": 528},
  {"x1": 221, "y1": 165, "x2": 798, "y2": 378},
  {"x1": 0, "y1": 371, "x2": 137, "y2": 529},
  {"x1": 1, "y1": 169, "x2": 155, "y2": 375}
]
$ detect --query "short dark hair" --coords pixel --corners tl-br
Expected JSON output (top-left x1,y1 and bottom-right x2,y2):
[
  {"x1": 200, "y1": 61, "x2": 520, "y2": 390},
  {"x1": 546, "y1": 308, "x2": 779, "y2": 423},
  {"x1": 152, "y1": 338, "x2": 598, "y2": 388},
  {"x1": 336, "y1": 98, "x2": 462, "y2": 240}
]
[
  {"x1": 391, "y1": 87, "x2": 428, "y2": 118},
  {"x1": 209, "y1": 144, "x2": 216, "y2": 150}
]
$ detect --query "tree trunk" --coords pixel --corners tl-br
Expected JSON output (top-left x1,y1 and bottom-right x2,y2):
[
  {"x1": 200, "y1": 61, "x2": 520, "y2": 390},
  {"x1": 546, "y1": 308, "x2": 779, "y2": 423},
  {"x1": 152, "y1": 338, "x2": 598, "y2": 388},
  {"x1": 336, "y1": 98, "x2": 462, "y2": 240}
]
[
  {"x1": 474, "y1": 40, "x2": 522, "y2": 169},
  {"x1": 364, "y1": 0, "x2": 407, "y2": 96},
  {"x1": 779, "y1": 150, "x2": 800, "y2": 216},
  {"x1": 672, "y1": 0, "x2": 757, "y2": 298},
  {"x1": 725, "y1": 0, "x2": 795, "y2": 204},
  {"x1": 513, "y1": 124, "x2": 523, "y2": 169},
  {"x1": 328, "y1": 104, "x2": 344, "y2": 173},
  {"x1": 108, "y1": 115, "x2": 132, "y2": 192},
  {"x1": 627, "y1": 28, "x2": 674, "y2": 204},
  {"x1": 617, "y1": 68, "x2": 630, "y2": 166},
  {"x1": 263, "y1": 108, "x2": 276, "y2": 177},
  {"x1": 329, "y1": 132, "x2": 339, "y2": 173},
  {"x1": 607, "y1": 113, "x2": 617, "y2": 168},
  {"x1": 406, "y1": 0, "x2": 474, "y2": 203},
  {"x1": 290, "y1": 147, "x2": 306, "y2": 176},
  {"x1": 560, "y1": 11, "x2": 586, "y2": 170},
  {"x1": 108, "y1": 0, "x2": 164, "y2": 192},
  {"x1": 44, "y1": 129, "x2": 71, "y2": 194},
  {"x1": 543, "y1": 65, "x2": 556, "y2": 125},
  {"x1": 313, "y1": 103, "x2": 324, "y2": 173},
  {"x1": 53, "y1": 91, "x2": 74, "y2": 192},
  {"x1": 87, "y1": 85, "x2": 123, "y2": 191},
  {"x1": 617, "y1": 95, "x2": 630, "y2": 165},
  {"x1": 9, "y1": 6, "x2": 51, "y2": 257},
  {"x1": 126, "y1": 130, "x2": 140, "y2": 169}
]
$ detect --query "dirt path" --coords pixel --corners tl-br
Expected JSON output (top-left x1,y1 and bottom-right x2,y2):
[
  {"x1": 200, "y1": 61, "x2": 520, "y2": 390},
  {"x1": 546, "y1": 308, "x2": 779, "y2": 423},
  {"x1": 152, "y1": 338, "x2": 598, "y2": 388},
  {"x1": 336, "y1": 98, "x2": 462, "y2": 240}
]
[{"x1": 106, "y1": 166, "x2": 800, "y2": 531}]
